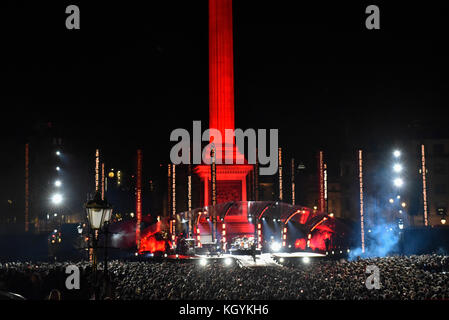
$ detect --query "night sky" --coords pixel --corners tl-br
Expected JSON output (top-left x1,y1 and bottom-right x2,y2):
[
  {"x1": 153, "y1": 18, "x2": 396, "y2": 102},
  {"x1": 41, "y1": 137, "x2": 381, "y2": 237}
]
[{"x1": 1, "y1": 1, "x2": 448, "y2": 214}]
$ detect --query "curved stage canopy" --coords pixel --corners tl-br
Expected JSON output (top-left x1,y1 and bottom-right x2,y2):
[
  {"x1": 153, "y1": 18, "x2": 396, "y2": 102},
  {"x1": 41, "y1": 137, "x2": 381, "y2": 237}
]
[{"x1": 175, "y1": 201, "x2": 351, "y2": 253}]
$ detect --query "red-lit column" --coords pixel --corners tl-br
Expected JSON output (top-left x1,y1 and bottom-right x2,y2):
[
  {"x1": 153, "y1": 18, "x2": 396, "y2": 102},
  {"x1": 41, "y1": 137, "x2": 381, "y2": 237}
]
[
  {"x1": 196, "y1": 0, "x2": 253, "y2": 206},
  {"x1": 209, "y1": 0, "x2": 235, "y2": 141}
]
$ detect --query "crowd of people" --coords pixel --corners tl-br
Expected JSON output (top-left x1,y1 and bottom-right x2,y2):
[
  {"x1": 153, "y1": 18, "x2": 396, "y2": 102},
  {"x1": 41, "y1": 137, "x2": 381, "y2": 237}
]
[
  {"x1": 0, "y1": 261, "x2": 97, "y2": 299},
  {"x1": 0, "y1": 254, "x2": 448, "y2": 300}
]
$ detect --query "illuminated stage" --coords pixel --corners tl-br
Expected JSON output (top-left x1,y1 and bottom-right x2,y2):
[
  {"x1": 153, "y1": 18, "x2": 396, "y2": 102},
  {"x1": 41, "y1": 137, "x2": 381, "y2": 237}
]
[
  {"x1": 149, "y1": 252, "x2": 327, "y2": 268},
  {"x1": 174, "y1": 201, "x2": 351, "y2": 254},
  {"x1": 272, "y1": 252, "x2": 326, "y2": 258}
]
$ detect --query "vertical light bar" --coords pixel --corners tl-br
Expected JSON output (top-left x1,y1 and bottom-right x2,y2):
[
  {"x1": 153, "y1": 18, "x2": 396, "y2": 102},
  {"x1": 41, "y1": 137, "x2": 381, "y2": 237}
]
[
  {"x1": 358, "y1": 150, "x2": 365, "y2": 253},
  {"x1": 117, "y1": 170, "x2": 121, "y2": 186},
  {"x1": 95, "y1": 149, "x2": 100, "y2": 192},
  {"x1": 167, "y1": 164, "x2": 172, "y2": 218},
  {"x1": 254, "y1": 148, "x2": 259, "y2": 201},
  {"x1": 318, "y1": 151, "x2": 325, "y2": 212},
  {"x1": 291, "y1": 158, "x2": 295, "y2": 205},
  {"x1": 211, "y1": 145, "x2": 216, "y2": 206},
  {"x1": 171, "y1": 219, "x2": 176, "y2": 243},
  {"x1": 222, "y1": 223, "x2": 226, "y2": 251},
  {"x1": 211, "y1": 145, "x2": 217, "y2": 242},
  {"x1": 171, "y1": 163, "x2": 176, "y2": 248},
  {"x1": 188, "y1": 164, "x2": 192, "y2": 236},
  {"x1": 172, "y1": 164, "x2": 176, "y2": 217},
  {"x1": 101, "y1": 162, "x2": 105, "y2": 200},
  {"x1": 324, "y1": 163, "x2": 328, "y2": 212},
  {"x1": 282, "y1": 226, "x2": 287, "y2": 247},
  {"x1": 136, "y1": 150, "x2": 142, "y2": 250},
  {"x1": 25, "y1": 143, "x2": 29, "y2": 232},
  {"x1": 188, "y1": 165, "x2": 192, "y2": 212},
  {"x1": 421, "y1": 144, "x2": 429, "y2": 226},
  {"x1": 196, "y1": 222, "x2": 202, "y2": 248},
  {"x1": 257, "y1": 222, "x2": 262, "y2": 249},
  {"x1": 278, "y1": 147, "x2": 283, "y2": 201}
]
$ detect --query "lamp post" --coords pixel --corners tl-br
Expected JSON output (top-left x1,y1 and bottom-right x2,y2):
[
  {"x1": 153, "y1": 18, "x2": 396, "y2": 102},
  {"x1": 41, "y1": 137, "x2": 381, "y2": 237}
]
[{"x1": 85, "y1": 192, "x2": 113, "y2": 299}]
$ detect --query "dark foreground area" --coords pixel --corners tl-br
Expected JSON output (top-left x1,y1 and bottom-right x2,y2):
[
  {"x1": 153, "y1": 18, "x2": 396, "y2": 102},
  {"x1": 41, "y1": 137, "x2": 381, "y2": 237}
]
[{"x1": 1, "y1": 255, "x2": 449, "y2": 300}]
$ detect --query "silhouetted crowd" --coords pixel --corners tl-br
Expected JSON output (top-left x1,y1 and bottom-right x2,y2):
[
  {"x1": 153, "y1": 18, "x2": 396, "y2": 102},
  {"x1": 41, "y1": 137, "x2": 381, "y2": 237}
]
[
  {"x1": 0, "y1": 261, "x2": 96, "y2": 299},
  {"x1": 1, "y1": 254, "x2": 448, "y2": 300}
]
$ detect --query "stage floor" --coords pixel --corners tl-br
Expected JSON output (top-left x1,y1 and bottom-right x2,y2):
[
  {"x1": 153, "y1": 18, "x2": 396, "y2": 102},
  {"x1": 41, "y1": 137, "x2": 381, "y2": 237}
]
[
  {"x1": 188, "y1": 252, "x2": 327, "y2": 267},
  {"x1": 272, "y1": 252, "x2": 326, "y2": 258}
]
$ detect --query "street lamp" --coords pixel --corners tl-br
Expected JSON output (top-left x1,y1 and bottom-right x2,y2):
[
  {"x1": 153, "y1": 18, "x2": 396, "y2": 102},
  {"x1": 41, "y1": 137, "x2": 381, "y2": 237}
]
[
  {"x1": 51, "y1": 193, "x2": 63, "y2": 205},
  {"x1": 85, "y1": 192, "x2": 113, "y2": 299},
  {"x1": 393, "y1": 178, "x2": 404, "y2": 187}
]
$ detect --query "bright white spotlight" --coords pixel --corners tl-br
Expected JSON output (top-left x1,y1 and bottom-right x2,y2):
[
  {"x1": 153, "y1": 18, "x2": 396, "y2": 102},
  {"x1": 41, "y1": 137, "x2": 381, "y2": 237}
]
[
  {"x1": 224, "y1": 258, "x2": 232, "y2": 266},
  {"x1": 389, "y1": 198, "x2": 394, "y2": 204},
  {"x1": 302, "y1": 257, "x2": 310, "y2": 264},
  {"x1": 51, "y1": 193, "x2": 63, "y2": 205},
  {"x1": 393, "y1": 164, "x2": 403, "y2": 172},
  {"x1": 54, "y1": 180, "x2": 62, "y2": 187},
  {"x1": 56, "y1": 166, "x2": 61, "y2": 171},
  {"x1": 199, "y1": 258, "x2": 207, "y2": 266},
  {"x1": 393, "y1": 178, "x2": 404, "y2": 187},
  {"x1": 56, "y1": 151, "x2": 61, "y2": 156},
  {"x1": 393, "y1": 150, "x2": 401, "y2": 158},
  {"x1": 279, "y1": 257, "x2": 284, "y2": 263},
  {"x1": 270, "y1": 242, "x2": 281, "y2": 252},
  {"x1": 401, "y1": 202, "x2": 407, "y2": 208}
]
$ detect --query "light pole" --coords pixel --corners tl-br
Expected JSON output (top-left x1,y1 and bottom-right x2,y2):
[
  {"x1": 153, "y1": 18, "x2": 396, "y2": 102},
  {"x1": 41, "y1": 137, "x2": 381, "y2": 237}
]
[
  {"x1": 392, "y1": 149, "x2": 405, "y2": 253},
  {"x1": 85, "y1": 191, "x2": 113, "y2": 299}
]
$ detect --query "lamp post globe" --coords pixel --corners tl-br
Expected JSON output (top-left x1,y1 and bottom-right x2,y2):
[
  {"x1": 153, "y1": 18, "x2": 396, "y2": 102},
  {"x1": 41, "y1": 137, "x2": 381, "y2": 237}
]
[{"x1": 85, "y1": 192, "x2": 113, "y2": 230}]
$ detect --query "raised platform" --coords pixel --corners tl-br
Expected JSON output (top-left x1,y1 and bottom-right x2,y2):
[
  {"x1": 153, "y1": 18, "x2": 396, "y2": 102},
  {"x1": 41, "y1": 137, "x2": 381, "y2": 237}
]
[
  {"x1": 272, "y1": 252, "x2": 326, "y2": 258},
  {"x1": 159, "y1": 252, "x2": 327, "y2": 268}
]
